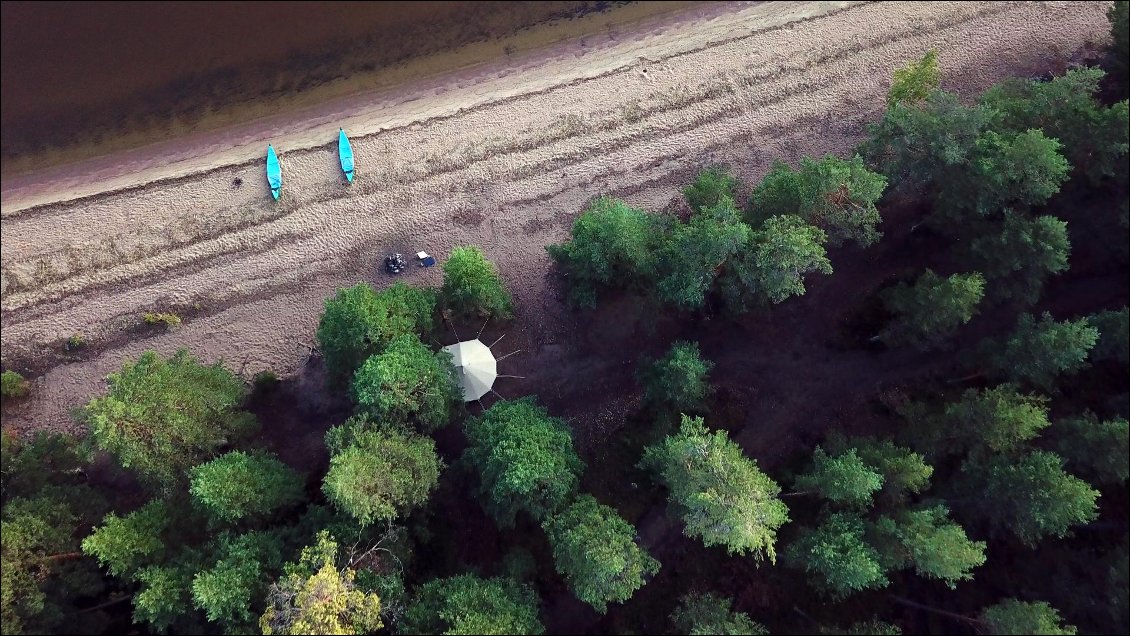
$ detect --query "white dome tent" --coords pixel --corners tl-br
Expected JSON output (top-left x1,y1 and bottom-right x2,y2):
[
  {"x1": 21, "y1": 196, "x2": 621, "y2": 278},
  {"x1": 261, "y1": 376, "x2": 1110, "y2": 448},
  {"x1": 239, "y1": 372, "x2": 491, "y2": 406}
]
[{"x1": 442, "y1": 323, "x2": 522, "y2": 403}]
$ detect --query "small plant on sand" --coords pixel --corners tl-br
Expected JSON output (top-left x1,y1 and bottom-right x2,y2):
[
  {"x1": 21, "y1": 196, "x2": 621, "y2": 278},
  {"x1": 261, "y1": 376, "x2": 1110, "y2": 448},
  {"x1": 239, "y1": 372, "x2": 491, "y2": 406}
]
[
  {"x1": 143, "y1": 312, "x2": 183, "y2": 329},
  {"x1": 65, "y1": 334, "x2": 87, "y2": 351},
  {"x1": 2, "y1": 370, "x2": 31, "y2": 400}
]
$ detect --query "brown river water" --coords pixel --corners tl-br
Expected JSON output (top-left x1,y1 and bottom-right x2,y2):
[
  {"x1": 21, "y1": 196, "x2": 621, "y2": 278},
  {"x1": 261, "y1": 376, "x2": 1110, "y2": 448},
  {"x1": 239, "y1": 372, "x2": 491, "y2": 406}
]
[{"x1": 0, "y1": 1, "x2": 692, "y2": 175}]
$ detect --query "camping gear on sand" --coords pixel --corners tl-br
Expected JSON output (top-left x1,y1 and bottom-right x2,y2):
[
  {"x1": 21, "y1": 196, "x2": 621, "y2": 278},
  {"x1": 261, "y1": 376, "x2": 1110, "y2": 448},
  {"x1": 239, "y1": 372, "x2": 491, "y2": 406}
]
[
  {"x1": 443, "y1": 339, "x2": 497, "y2": 401},
  {"x1": 338, "y1": 128, "x2": 355, "y2": 183},
  {"x1": 266, "y1": 145, "x2": 282, "y2": 200},
  {"x1": 417, "y1": 251, "x2": 436, "y2": 267},
  {"x1": 384, "y1": 253, "x2": 407, "y2": 275}
]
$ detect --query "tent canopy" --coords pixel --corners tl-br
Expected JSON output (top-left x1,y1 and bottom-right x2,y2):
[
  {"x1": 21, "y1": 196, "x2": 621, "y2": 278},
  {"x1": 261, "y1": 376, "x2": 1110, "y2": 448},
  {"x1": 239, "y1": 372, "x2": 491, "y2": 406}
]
[{"x1": 443, "y1": 339, "x2": 497, "y2": 402}]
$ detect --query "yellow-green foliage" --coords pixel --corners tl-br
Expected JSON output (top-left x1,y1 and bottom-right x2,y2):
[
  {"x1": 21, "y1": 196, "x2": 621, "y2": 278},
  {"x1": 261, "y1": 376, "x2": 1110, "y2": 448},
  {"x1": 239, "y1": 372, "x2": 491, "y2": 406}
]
[
  {"x1": 143, "y1": 312, "x2": 182, "y2": 328},
  {"x1": 889, "y1": 50, "x2": 939, "y2": 106}
]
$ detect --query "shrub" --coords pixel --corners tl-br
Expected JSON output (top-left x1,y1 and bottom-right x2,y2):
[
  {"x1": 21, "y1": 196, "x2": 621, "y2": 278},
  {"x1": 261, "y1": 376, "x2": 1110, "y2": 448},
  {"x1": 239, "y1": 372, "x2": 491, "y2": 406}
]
[{"x1": 1, "y1": 370, "x2": 30, "y2": 400}]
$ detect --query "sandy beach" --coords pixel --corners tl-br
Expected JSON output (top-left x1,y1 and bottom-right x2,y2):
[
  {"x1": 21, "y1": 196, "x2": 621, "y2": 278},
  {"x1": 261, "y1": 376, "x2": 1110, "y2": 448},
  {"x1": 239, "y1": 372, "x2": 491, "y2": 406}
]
[{"x1": 0, "y1": 1, "x2": 1114, "y2": 435}]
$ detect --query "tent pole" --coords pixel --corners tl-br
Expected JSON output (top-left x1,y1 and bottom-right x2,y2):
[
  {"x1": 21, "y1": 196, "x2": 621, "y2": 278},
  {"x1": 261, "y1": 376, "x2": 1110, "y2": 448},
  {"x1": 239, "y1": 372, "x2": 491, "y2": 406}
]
[
  {"x1": 489, "y1": 334, "x2": 506, "y2": 348},
  {"x1": 477, "y1": 318, "x2": 490, "y2": 339},
  {"x1": 496, "y1": 374, "x2": 526, "y2": 379},
  {"x1": 490, "y1": 389, "x2": 505, "y2": 400},
  {"x1": 446, "y1": 316, "x2": 461, "y2": 341},
  {"x1": 495, "y1": 350, "x2": 522, "y2": 362}
]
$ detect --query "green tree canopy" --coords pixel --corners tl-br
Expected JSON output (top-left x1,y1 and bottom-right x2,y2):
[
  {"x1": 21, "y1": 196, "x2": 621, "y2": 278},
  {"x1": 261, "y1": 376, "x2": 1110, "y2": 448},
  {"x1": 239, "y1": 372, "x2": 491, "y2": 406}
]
[
  {"x1": 322, "y1": 424, "x2": 442, "y2": 526},
  {"x1": 888, "y1": 50, "x2": 940, "y2": 106},
  {"x1": 543, "y1": 495, "x2": 659, "y2": 613},
  {"x1": 967, "y1": 450, "x2": 1099, "y2": 547},
  {"x1": 1088, "y1": 307, "x2": 1129, "y2": 363},
  {"x1": 192, "y1": 531, "x2": 283, "y2": 630},
  {"x1": 656, "y1": 195, "x2": 752, "y2": 310},
  {"x1": 441, "y1": 246, "x2": 513, "y2": 320},
  {"x1": 82, "y1": 500, "x2": 170, "y2": 580},
  {"x1": 925, "y1": 385, "x2": 1051, "y2": 457},
  {"x1": 684, "y1": 166, "x2": 740, "y2": 215},
  {"x1": 963, "y1": 213, "x2": 1070, "y2": 305},
  {"x1": 84, "y1": 349, "x2": 257, "y2": 491},
  {"x1": 869, "y1": 505, "x2": 986, "y2": 588},
  {"x1": 750, "y1": 215, "x2": 833, "y2": 304},
  {"x1": 825, "y1": 435, "x2": 933, "y2": 504},
  {"x1": 980, "y1": 67, "x2": 1129, "y2": 182},
  {"x1": 400, "y1": 574, "x2": 544, "y2": 635},
  {"x1": 640, "y1": 415, "x2": 789, "y2": 559},
  {"x1": 463, "y1": 397, "x2": 584, "y2": 526},
  {"x1": 2, "y1": 495, "x2": 83, "y2": 635},
  {"x1": 878, "y1": 270, "x2": 984, "y2": 350},
  {"x1": 783, "y1": 512, "x2": 888, "y2": 597},
  {"x1": 316, "y1": 282, "x2": 437, "y2": 384},
  {"x1": 350, "y1": 334, "x2": 461, "y2": 433},
  {"x1": 749, "y1": 155, "x2": 886, "y2": 248},
  {"x1": 671, "y1": 592, "x2": 767, "y2": 635},
  {"x1": 547, "y1": 197, "x2": 665, "y2": 307},
  {"x1": 980, "y1": 313, "x2": 1098, "y2": 390},
  {"x1": 260, "y1": 532, "x2": 383, "y2": 635},
  {"x1": 979, "y1": 599, "x2": 1077, "y2": 635},
  {"x1": 1051, "y1": 414, "x2": 1129, "y2": 484},
  {"x1": 133, "y1": 563, "x2": 196, "y2": 632},
  {"x1": 793, "y1": 446, "x2": 883, "y2": 508},
  {"x1": 639, "y1": 341, "x2": 713, "y2": 415},
  {"x1": 189, "y1": 451, "x2": 304, "y2": 524}
]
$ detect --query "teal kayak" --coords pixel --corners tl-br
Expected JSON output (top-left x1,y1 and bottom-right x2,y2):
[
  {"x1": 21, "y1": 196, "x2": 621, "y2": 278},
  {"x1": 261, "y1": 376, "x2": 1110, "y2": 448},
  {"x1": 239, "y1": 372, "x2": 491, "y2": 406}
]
[
  {"x1": 338, "y1": 128, "x2": 355, "y2": 183},
  {"x1": 266, "y1": 144, "x2": 282, "y2": 200}
]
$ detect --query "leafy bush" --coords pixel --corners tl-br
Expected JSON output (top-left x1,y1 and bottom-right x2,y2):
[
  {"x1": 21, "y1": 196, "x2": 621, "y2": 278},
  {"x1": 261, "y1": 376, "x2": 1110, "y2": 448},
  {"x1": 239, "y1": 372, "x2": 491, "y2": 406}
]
[
  {"x1": 683, "y1": 166, "x2": 740, "y2": 214},
  {"x1": 888, "y1": 50, "x2": 939, "y2": 106},
  {"x1": 189, "y1": 451, "x2": 304, "y2": 523},
  {"x1": 350, "y1": 334, "x2": 461, "y2": 433},
  {"x1": 143, "y1": 312, "x2": 182, "y2": 329},
  {"x1": 440, "y1": 246, "x2": 513, "y2": 320},
  {"x1": 1, "y1": 370, "x2": 30, "y2": 400},
  {"x1": 878, "y1": 270, "x2": 984, "y2": 349},
  {"x1": 400, "y1": 574, "x2": 544, "y2": 635},
  {"x1": 639, "y1": 341, "x2": 713, "y2": 414},
  {"x1": 316, "y1": 282, "x2": 437, "y2": 384}
]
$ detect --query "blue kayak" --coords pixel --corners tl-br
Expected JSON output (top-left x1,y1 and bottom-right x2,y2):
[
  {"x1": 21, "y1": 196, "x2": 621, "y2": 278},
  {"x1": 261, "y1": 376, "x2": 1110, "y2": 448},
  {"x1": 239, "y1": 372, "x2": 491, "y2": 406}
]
[
  {"x1": 338, "y1": 128, "x2": 355, "y2": 183},
  {"x1": 266, "y1": 144, "x2": 282, "y2": 200}
]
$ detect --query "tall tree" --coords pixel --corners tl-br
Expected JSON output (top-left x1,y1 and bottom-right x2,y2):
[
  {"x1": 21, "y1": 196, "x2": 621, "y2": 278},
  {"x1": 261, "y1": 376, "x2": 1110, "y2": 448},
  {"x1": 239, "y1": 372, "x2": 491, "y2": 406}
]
[
  {"x1": 965, "y1": 450, "x2": 1099, "y2": 547},
  {"x1": 543, "y1": 495, "x2": 659, "y2": 613},
  {"x1": 792, "y1": 447, "x2": 883, "y2": 508},
  {"x1": 82, "y1": 500, "x2": 170, "y2": 580},
  {"x1": 931, "y1": 384, "x2": 1053, "y2": 458},
  {"x1": 84, "y1": 349, "x2": 257, "y2": 492},
  {"x1": 980, "y1": 313, "x2": 1098, "y2": 390},
  {"x1": 868, "y1": 505, "x2": 986, "y2": 588},
  {"x1": 671, "y1": 592, "x2": 767, "y2": 635},
  {"x1": 189, "y1": 451, "x2": 304, "y2": 524},
  {"x1": 1050, "y1": 414, "x2": 1129, "y2": 484},
  {"x1": 749, "y1": 155, "x2": 886, "y2": 248},
  {"x1": 316, "y1": 282, "x2": 437, "y2": 384},
  {"x1": 350, "y1": 334, "x2": 461, "y2": 433},
  {"x1": 784, "y1": 512, "x2": 888, "y2": 597},
  {"x1": 638, "y1": 341, "x2": 713, "y2": 415},
  {"x1": 980, "y1": 67, "x2": 1129, "y2": 182},
  {"x1": 656, "y1": 195, "x2": 752, "y2": 310},
  {"x1": 322, "y1": 425, "x2": 441, "y2": 526},
  {"x1": 400, "y1": 574, "x2": 544, "y2": 635},
  {"x1": 963, "y1": 213, "x2": 1070, "y2": 306},
  {"x1": 260, "y1": 532, "x2": 383, "y2": 635},
  {"x1": 547, "y1": 197, "x2": 665, "y2": 307},
  {"x1": 878, "y1": 270, "x2": 985, "y2": 350},
  {"x1": 824, "y1": 435, "x2": 933, "y2": 504},
  {"x1": 640, "y1": 415, "x2": 788, "y2": 559},
  {"x1": 463, "y1": 398, "x2": 584, "y2": 526},
  {"x1": 684, "y1": 166, "x2": 740, "y2": 215},
  {"x1": 192, "y1": 531, "x2": 283, "y2": 631},
  {"x1": 1088, "y1": 307, "x2": 1129, "y2": 364},
  {"x1": 979, "y1": 599, "x2": 1077, "y2": 635},
  {"x1": 441, "y1": 246, "x2": 513, "y2": 321},
  {"x1": 750, "y1": 215, "x2": 833, "y2": 304}
]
